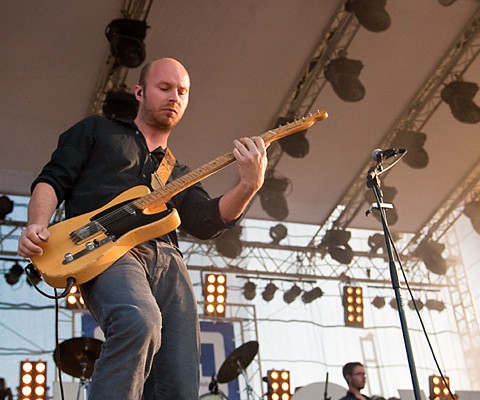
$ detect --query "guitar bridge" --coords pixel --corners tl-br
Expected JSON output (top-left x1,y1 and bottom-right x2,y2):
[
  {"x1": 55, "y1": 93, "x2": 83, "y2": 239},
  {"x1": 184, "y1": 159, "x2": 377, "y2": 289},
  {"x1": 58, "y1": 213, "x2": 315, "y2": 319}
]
[
  {"x1": 70, "y1": 221, "x2": 106, "y2": 244},
  {"x1": 62, "y1": 236, "x2": 115, "y2": 264}
]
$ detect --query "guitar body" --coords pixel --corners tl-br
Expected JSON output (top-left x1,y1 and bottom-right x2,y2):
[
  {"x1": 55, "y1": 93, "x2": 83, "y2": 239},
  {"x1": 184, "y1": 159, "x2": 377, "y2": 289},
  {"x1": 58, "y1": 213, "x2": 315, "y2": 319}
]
[{"x1": 31, "y1": 186, "x2": 181, "y2": 288}]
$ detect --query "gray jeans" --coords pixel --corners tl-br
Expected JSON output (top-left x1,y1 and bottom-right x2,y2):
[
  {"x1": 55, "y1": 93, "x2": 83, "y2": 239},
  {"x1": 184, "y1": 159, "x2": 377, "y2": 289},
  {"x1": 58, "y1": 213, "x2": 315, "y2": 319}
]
[{"x1": 80, "y1": 240, "x2": 200, "y2": 399}]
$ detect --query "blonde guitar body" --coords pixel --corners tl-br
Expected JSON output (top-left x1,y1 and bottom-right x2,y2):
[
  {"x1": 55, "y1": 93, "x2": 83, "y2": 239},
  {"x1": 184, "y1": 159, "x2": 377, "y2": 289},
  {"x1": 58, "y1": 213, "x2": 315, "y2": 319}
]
[
  {"x1": 31, "y1": 110, "x2": 328, "y2": 288},
  {"x1": 31, "y1": 186, "x2": 180, "y2": 288}
]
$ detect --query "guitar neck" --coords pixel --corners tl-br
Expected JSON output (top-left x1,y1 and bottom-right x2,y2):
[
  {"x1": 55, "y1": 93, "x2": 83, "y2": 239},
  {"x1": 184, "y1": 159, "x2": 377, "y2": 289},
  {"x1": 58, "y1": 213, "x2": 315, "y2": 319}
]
[{"x1": 133, "y1": 110, "x2": 328, "y2": 210}]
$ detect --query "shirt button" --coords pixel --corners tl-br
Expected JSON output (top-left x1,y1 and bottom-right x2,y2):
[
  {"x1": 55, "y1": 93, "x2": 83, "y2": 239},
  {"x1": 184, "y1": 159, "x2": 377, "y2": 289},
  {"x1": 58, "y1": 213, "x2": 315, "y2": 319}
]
[{"x1": 142, "y1": 174, "x2": 147, "y2": 178}]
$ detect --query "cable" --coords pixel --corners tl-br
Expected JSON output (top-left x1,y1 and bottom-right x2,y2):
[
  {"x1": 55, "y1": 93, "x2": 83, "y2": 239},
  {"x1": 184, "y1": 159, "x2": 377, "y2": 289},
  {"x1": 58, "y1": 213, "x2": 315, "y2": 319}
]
[{"x1": 25, "y1": 264, "x2": 76, "y2": 300}]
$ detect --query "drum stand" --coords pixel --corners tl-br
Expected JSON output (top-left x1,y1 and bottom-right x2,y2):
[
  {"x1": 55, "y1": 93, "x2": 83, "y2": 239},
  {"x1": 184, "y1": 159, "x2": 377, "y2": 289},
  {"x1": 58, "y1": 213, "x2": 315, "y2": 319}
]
[
  {"x1": 236, "y1": 360, "x2": 254, "y2": 400},
  {"x1": 76, "y1": 360, "x2": 90, "y2": 400}
]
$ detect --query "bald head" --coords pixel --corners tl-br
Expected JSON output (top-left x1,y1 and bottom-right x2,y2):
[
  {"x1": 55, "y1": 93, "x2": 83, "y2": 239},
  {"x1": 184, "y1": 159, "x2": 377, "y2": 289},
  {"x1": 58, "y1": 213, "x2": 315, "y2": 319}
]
[{"x1": 139, "y1": 58, "x2": 190, "y2": 89}]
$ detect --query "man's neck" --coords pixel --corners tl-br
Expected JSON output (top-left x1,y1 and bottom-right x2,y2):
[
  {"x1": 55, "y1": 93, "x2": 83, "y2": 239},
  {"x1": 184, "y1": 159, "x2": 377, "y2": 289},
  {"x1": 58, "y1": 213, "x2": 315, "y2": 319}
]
[
  {"x1": 348, "y1": 388, "x2": 365, "y2": 400},
  {"x1": 134, "y1": 117, "x2": 170, "y2": 151}
]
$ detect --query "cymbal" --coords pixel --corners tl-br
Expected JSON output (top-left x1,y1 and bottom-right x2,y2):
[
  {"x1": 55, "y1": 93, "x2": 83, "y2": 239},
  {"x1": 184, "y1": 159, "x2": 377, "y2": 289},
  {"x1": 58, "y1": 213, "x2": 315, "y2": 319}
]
[
  {"x1": 53, "y1": 337, "x2": 103, "y2": 379},
  {"x1": 217, "y1": 340, "x2": 258, "y2": 383}
]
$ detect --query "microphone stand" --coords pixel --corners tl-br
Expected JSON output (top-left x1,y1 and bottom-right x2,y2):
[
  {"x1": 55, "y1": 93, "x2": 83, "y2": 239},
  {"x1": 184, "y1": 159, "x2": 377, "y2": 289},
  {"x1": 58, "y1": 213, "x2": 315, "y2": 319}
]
[
  {"x1": 366, "y1": 157, "x2": 422, "y2": 400},
  {"x1": 324, "y1": 372, "x2": 331, "y2": 400}
]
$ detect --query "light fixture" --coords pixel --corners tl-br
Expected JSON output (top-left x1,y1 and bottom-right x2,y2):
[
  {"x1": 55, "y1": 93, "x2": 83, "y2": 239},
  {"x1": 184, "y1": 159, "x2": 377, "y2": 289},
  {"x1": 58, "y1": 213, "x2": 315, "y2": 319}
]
[
  {"x1": 214, "y1": 224, "x2": 243, "y2": 259},
  {"x1": 364, "y1": 185, "x2": 398, "y2": 225},
  {"x1": 415, "y1": 240, "x2": 448, "y2": 275},
  {"x1": 302, "y1": 287, "x2": 323, "y2": 304},
  {"x1": 367, "y1": 233, "x2": 386, "y2": 254},
  {"x1": 322, "y1": 229, "x2": 354, "y2": 265},
  {"x1": 463, "y1": 199, "x2": 480, "y2": 235},
  {"x1": 325, "y1": 53, "x2": 365, "y2": 102},
  {"x1": 269, "y1": 224, "x2": 288, "y2": 245},
  {"x1": 391, "y1": 130, "x2": 429, "y2": 169},
  {"x1": 65, "y1": 286, "x2": 86, "y2": 310},
  {"x1": 105, "y1": 18, "x2": 148, "y2": 68},
  {"x1": 103, "y1": 90, "x2": 138, "y2": 120},
  {"x1": 343, "y1": 286, "x2": 364, "y2": 328},
  {"x1": 389, "y1": 298, "x2": 398, "y2": 310},
  {"x1": 0, "y1": 195, "x2": 14, "y2": 220},
  {"x1": 429, "y1": 375, "x2": 450, "y2": 400},
  {"x1": 371, "y1": 296, "x2": 385, "y2": 309},
  {"x1": 243, "y1": 281, "x2": 257, "y2": 300},
  {"x1": 283, "y1": 285, "x2": 302, "y2": 304},
  {"x1": 276, "y1": 116, "x2": 309, "y2": 158},
  {"x1": 345, "y1": 0, "x2": 391, "y2": 33},
  {"x1": 407, "y1": 298, "x2": 424, "y2": 311},
  {"x1": 425, "y1": 299, "x2": 446, "y2": 312},
  {"x1": 5, "y1": 263, "x2": 24, "y2": 285},
  {"x1": 262, "y1": 283, "x2": 278, "y2": 302},
  {"x1": 203, "y1": 273, "x2": 227, "y2": 317},
  {"x1": 441, "y1": 80, "x2": 480, "y2": 124},
  {"x1": 19, "y1": 360, "x2": 47, "y2": 400},
  {"x1": 258, "y1": 173, "x2": 290, "y2": 221},
  {"x1": 265, "y1": 370, "x2": 291, "y2": 400}
]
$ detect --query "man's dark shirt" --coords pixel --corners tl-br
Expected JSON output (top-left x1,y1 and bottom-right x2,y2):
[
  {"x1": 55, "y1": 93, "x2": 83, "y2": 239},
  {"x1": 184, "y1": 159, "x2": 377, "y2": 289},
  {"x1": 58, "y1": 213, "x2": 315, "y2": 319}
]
[
  {"x1": 339, "y1": 391, "x2": 371, "y2": 400},
  {"x1": 32, "y1": 115, "x2": 234, "y2": 244}
]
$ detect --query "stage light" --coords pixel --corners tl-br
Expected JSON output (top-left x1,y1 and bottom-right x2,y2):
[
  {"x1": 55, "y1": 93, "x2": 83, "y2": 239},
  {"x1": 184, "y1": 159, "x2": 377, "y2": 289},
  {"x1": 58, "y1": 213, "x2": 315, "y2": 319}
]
[
  {"x1": 4, "y1": 263, "x2": 24, "y2": 285},
  {"x1": 392, "y1": 130, "x2": 429, "y2": 169},
  {"x1": 407, "y1": 298, "x2": 424, "y2": 311},
  {"x1": 103, "y1": 90, "x2": 138, "y2": 120},
  {"x1": 389, "y1": 298, "x2": 398, "y2": 310},
  {"x1": 266, "y1": 370, "x2": 291, "y2": 400},
  {"x1": 262, "y1": 283, "x2": 278, "y2": 302},
  {"x1": 215, "y1": 224, "x2": 243, "y2": 259},
  {"x1": 203, "y1": 273, "x2": 227, "y2": 317},
  {"x1": 441, "y1": 80, "x2": 480, "y2": 124},
  {"x1": 415, "y1": 240, "x2": 448, "y2": 275},
  {"x1": 367, "y1": 233, "x2": 386, "y2": 254},
  {"x1": 463, "y1": 200, "x2": 480, "y2": 235},
  {"x1": 372, "y1": 296, "x2": 385, "y2": 309},
  {"x1": 325, "y1": 54, "x2": 365, "y2": 102},
  {"x1": 365, "y1": 185, "x2": 398, "y2": 225},
  {"x1": 276, "y1": 116, "x2": 309, "y2": 158},
  {"x1": 269, "y1": 224, "x2": 288, "y2": 245},
  {"x1": 243, "y1": 281, "x2": 257, "y2": 300},
  {"x1": 425, "y1": 299, "x2": 446, "y2": 312},
  {"x1": 259, "y1": 174, "x2": 290, "y2": 221},
  {"x1": 345, "y1": 0, "x2": 391, "y2": 32},
  {"x1": 343, "y1": 286, "x2": 364, "y2": 328},
  {"x1": 429, "y1": 375, "x2": 450, "y2": 400},
  {"x1": 65, "y1": 286, "x2": 86, "y2": 310},
  {"x1": 322, "y1": 229, "x2": 354, "y2": 265},
  {"x1": 283, "y1": 285, "x2": 302, "y2": 304},
  {"x1": 19, "y1": 360, "x2": 47, "y2": 400},
  {"x1": 302, "y1": 287, "x2": 323, "y2": 304},
  {"x1": 0, "y1": 195, "x2": 14, "y2": 220},
  {"x1": 105, "y1": 18, "x2": 148, "y2": 68}
]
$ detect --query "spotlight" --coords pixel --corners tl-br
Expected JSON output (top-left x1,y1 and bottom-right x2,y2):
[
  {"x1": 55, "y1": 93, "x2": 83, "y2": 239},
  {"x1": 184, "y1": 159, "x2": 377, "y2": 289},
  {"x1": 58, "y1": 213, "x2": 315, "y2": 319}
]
[
  {"x1": 365, "y1": 185, "x2": 398, "y2": 225},
  {"x1": 5, "y1": 263, "x2": 24, "y2": 285},
  {"x1": 391, "y1": 130, "x2": 429, "y2": 169},
  {"x1": 302, "y1": 287, "x2": 323, "y2": 304},
  {"x1": 429, "y1": 375, "x2": 450, "y2": 400},
  {"x1": 269, "y1": 224, "x2": 288, "y2": 245},
  {"x1": 425, "y1": 299, "x2": 446, "y2": 312},
  {"x1": 345, "y1": 0, "x2": 391, "y2": 33},
  {"x1": 105, "y1": 18, "x2": 148, "y2": 68},
  {"x1": 389, "y1": 298, "x2": 398, "y2": 310},
  {"x1": 325, "y1": 54, "x2": 365, "y2": 102},
  {"x1": 243, "y1": 281, "x2": 257, "y2": 300},
  {"x1": 322, "y1": 229, "x2": 354, "y2": 265},
  {"x1": 262, "y1": 283, "x2": 278, "y2": 302},
  {"x1": 371, "y1": 296, "x2": 385, "y2": 309},
  {"x1": 407, "y1": 298, "x2": 424, "y2": 311},
  {"x1": 0, "y1": 195, "x2": 14, "y2": 219},
  {"x1": 103, "y1": 90, "x2": 138, "y2": 120},
  {"x1": 343, "y1": 286, "x2": 364, "y2": 328},
  {"x1": 441, "y1": 80, "x2": 480, "y2": 124},
  {"x1": 463, "y1": 200, "x2": 480, "y2": 235},
  {"x1": 415, "y1": 240, "x2": 448, "y2": 275},
  {"x1": 258, "y1": 173, "x2": 290, "y2": 221},
  {"x1": 214, "y1": 225, "x2": 243, "y2": 259},
  {"x1": 283, "y1": 285, "x2": 302, "y2": 304},
  {"x1": 276, "y1": 116, "x2": 309, "y2": 158},
  {"x1": 367, "y1": 233, "x2": 386, "y2": 254}
]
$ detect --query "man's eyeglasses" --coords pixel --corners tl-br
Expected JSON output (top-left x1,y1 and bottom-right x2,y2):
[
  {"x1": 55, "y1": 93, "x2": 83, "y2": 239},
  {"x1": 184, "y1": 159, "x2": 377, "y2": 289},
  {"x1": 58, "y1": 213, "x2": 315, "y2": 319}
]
[{"x1": 352, "y1": 372, "x2": 367, "y2": 376}]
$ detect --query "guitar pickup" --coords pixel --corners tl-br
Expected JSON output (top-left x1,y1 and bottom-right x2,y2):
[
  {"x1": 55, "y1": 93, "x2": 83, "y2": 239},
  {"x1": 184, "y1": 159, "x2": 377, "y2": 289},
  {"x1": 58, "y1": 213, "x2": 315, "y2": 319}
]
[{"x1": 70, "y1": 221, "x2": 106, "y2": 244}]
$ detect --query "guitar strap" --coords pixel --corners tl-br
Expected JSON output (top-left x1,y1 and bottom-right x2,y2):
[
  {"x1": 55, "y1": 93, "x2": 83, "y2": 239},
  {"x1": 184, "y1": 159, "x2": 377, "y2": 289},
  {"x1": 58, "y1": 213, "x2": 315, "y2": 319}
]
[{"x1": 151, "y1": 147, "x2": 176, "y2": 190}]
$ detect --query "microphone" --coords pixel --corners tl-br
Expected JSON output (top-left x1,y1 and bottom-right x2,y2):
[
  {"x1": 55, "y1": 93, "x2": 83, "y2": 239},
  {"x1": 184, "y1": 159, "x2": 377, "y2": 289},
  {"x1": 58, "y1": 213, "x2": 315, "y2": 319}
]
[{"x1": 371, "y1": 148, "x2": 406, "y2": 162}]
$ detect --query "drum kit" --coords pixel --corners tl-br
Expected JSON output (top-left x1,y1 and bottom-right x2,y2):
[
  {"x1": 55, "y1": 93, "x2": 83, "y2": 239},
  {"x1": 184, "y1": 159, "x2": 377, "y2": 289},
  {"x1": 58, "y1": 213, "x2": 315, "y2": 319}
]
[
  {"x1": 53, "y1": 337, "x2": 103, "y2": 400},
  {"x1": 200, "y1": 340, "x2": 259, "y2": 400},
  {"x1": 53, "y1": 336, "x2": 260, "y2": 400}
]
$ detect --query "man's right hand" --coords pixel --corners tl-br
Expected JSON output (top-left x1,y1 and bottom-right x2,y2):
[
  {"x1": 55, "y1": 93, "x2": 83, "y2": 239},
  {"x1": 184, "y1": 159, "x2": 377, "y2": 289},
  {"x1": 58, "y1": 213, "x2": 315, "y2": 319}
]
[{"x1": 17, "y1": 224, "x2": 50, "y2": 258}]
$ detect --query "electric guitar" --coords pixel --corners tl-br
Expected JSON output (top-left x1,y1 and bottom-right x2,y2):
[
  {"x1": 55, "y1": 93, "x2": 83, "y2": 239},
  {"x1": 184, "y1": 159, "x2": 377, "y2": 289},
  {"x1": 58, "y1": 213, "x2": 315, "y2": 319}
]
[{"x1": 31, "y1": 111, "x2": 328, "y2": 288}]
